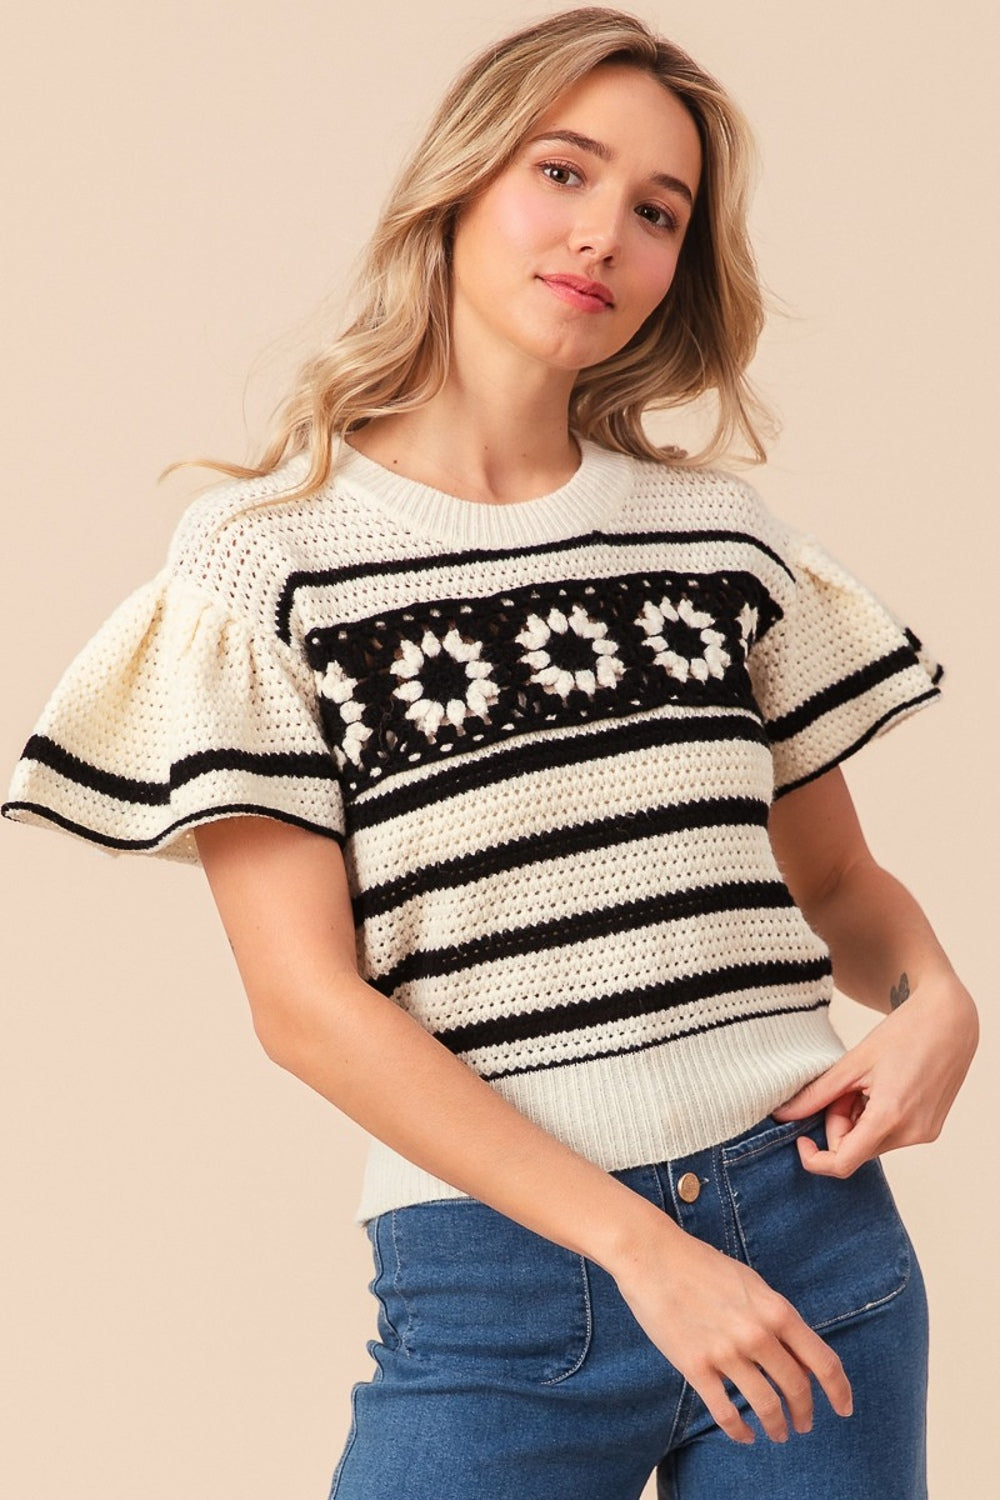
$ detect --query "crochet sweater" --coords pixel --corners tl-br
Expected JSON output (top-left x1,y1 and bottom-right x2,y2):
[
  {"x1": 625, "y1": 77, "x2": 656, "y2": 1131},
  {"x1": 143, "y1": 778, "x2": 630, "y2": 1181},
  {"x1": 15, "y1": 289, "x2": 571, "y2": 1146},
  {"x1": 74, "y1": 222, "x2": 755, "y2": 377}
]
[{"x1": 2, "y1": 438, "x2": 943, "y2": 1224}]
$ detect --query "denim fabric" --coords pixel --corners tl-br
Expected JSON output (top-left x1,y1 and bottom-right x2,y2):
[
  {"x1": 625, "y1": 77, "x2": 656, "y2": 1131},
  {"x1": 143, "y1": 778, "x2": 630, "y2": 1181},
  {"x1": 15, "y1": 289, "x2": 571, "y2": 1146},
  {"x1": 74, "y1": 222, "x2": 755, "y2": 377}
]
[{"x1": 328, "y1": 1111, "x2": 927, "y2": 1499}]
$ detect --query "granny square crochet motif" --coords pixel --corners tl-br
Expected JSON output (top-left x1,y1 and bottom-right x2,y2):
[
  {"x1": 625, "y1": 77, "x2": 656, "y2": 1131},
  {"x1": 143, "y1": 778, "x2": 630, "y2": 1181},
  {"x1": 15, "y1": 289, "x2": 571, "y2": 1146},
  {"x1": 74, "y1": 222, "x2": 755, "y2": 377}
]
[{"x1": 2, "y1": 439, "x2": 942, "y2": 1223}]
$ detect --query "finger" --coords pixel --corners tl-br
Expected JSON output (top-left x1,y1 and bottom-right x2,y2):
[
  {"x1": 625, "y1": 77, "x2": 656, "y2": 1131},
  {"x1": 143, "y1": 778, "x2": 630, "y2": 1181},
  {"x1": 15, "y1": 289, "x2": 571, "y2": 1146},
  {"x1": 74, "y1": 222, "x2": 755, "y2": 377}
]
[
  {"x1": 754, "y1": 1343, "x2": 816, "y2": 1434},
  {"x1": 772, "y1": 1058, "x2": 860, "y2": 1120},
  {"x1": 822, "y1": 1093, "x2": 865, "y2": 1154},
  {"x1": 797, "y1": 1109, "x2": 887, "y2": 1178},
  {"x1": 694, "y1": 1373, "x2": 756, "y2": 1445},
  {"x1": 783, "y1": 1321, "x2": 854, "y2": 1420},
  {"x1": 721, "y1": 1358, "x2": 790, "y2": 1443}
]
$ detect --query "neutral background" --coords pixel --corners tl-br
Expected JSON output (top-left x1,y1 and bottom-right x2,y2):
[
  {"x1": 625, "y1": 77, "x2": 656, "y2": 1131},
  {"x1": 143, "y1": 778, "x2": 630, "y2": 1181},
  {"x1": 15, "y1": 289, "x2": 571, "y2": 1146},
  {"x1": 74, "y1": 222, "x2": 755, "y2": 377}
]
[{"x1": 2, "y1": 2, "x2": 995, "y2": 1495}]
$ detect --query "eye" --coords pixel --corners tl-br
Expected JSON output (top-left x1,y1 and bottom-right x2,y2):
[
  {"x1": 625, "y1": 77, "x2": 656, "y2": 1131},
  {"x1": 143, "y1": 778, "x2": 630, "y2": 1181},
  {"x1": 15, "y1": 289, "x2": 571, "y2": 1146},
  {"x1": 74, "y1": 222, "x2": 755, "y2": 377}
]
[
  {"x1": 539, "y1": 159, "x2": 583, "y2": 187},
  {"x1": 635, "y1": 202, "x2": 680, "y2": 233}
]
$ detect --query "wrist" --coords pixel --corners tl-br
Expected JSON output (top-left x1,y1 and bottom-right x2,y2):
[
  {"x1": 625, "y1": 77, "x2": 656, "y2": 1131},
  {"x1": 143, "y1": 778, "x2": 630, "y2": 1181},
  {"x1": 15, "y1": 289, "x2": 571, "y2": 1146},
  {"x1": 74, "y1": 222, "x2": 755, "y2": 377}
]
[{"x1": 581, "y1": 1184, "x2": 684, "y2": 1283}]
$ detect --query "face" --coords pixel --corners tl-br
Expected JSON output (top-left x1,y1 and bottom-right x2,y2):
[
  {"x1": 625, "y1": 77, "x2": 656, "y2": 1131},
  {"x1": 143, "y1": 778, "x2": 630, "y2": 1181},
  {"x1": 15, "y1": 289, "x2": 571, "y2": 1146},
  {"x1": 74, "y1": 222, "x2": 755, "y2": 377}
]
[{"x1": 449, "y1": 64, "x2": 703, "y2": 380}]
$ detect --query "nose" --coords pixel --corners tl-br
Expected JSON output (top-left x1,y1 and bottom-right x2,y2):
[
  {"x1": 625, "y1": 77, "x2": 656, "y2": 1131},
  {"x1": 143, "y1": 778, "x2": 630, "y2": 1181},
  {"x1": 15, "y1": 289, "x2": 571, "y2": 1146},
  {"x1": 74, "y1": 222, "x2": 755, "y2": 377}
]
[{"x1": 568, "y1": 202, "x2": 623, "y2": 264}]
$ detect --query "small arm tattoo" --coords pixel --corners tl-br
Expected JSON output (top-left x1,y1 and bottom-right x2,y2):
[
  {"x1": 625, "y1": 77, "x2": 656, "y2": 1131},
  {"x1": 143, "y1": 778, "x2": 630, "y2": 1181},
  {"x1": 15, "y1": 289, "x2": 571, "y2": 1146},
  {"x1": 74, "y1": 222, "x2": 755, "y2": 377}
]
[{"x1": 890, "y1": 972, "x2": 911, "y2": 1010}]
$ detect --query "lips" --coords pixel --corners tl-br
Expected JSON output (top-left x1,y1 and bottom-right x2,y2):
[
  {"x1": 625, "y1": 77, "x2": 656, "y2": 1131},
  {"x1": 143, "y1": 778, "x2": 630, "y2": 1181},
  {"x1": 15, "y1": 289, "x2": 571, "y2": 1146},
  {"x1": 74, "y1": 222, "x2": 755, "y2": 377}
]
[{"x1": 540, "y1": 274, "x2": 615, "y2": 308}]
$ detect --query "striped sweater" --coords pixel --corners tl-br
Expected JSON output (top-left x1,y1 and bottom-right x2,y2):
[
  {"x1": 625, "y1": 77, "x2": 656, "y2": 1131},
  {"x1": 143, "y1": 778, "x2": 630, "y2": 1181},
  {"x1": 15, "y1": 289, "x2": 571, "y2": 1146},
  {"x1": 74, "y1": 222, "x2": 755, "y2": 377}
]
[{"x1": 2, "y1": 438, "x2": 943, "y2": 1224}]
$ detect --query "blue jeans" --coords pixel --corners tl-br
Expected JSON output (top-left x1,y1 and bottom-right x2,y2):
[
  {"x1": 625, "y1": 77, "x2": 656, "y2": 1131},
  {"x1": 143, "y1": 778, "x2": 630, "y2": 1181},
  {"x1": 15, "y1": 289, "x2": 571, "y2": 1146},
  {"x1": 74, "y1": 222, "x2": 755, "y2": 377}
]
[{"x1": 328, "y1": 1111, "x2": 928, "y2": 1498}]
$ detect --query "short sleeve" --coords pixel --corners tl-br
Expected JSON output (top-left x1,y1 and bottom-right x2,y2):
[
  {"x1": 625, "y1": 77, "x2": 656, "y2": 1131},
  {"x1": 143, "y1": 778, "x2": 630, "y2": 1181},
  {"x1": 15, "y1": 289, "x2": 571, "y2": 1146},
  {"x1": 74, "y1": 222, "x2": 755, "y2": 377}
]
[
  {"x1": 1, "y1": 568, "x2": 346, "y2": 863},
  {"x1": 747, "y1": 531, "x2": 943, "y2": 798}
]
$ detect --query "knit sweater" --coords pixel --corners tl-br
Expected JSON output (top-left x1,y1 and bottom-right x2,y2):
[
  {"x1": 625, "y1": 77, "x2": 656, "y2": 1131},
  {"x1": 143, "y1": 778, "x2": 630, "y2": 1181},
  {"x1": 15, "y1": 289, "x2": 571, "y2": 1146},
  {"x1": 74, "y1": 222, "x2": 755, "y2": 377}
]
[{"x1": 2, "y1": 438, "x2": 943, "y2": 1225}]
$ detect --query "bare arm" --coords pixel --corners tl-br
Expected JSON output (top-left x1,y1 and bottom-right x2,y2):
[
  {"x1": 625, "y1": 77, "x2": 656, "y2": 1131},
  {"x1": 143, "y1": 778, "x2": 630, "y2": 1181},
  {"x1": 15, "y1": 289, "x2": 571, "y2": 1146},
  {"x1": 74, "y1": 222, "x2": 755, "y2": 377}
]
[
  {"x1": 768, "y1": 768, "x2": 979, "y2": 1173},
  {"x1": 193, "y1": 813, "x2": 852, "y2": 1444},
  {"x1": 768, "y1": 764, "x2": 958, "y2": 1012}
]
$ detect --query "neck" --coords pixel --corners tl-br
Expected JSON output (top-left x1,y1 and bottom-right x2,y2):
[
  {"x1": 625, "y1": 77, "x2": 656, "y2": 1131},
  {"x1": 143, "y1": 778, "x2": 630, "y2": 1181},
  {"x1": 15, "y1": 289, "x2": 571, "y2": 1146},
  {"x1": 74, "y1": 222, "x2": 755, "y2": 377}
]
[{"x1": 346, "y1": 338, "x2": 581, "y2": 506}]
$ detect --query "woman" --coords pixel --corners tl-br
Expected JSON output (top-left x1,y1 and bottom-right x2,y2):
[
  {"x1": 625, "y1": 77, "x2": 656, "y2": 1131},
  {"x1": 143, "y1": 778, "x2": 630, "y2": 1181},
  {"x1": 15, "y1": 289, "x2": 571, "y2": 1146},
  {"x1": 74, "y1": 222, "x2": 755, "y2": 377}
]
[{"x1": 2, "y1": 8, "x2": 978, "y2": 1497}]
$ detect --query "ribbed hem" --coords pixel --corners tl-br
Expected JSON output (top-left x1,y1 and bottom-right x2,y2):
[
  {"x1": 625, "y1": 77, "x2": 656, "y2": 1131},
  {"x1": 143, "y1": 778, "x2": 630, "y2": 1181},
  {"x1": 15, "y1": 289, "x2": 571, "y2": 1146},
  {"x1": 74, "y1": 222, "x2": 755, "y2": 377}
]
[
  {"x1": 331, "y1": 435, "x2": 635, "y2": 549},
  {"x1": 352, "y1": 1006, "x2": 846, "y2": 1224}
]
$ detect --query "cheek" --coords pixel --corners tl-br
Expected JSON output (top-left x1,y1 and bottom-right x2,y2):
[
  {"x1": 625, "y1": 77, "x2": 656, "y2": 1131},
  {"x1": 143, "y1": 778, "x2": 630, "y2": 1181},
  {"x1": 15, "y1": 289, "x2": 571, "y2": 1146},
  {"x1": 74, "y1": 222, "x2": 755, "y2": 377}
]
[
  {"x1": 474, "y1": 179, "x2": 565, "y2": 258},
  {"x1": 631, "y1": 240, "x2": 683, "y2": 316}
]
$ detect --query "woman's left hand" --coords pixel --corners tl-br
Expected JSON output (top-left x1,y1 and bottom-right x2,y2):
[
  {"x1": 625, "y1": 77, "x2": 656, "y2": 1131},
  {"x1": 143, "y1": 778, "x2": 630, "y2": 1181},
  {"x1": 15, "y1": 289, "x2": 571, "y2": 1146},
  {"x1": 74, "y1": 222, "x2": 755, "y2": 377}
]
[{"x1": 771, "y1": 975, "x2": 979, "y2": 1178}]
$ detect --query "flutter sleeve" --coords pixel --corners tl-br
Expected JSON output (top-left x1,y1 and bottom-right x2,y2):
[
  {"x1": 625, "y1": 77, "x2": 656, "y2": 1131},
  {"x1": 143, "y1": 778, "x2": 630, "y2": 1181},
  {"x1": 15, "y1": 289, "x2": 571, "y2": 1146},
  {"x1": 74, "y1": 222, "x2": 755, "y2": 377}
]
[
  {"x1": 746, "y1": 529, "x2": 944, "y2": 798},
  {"x1": 1, "y1": 567, "x2": 345, "y2": 863}
]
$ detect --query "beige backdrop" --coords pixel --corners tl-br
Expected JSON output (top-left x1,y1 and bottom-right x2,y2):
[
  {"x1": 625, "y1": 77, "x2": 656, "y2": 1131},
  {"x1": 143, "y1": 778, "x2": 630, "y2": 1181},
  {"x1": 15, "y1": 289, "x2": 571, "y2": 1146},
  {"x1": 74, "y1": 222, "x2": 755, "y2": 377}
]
[{"x1": 2, "y1": 3, "x2": 996, "y2": 1495}]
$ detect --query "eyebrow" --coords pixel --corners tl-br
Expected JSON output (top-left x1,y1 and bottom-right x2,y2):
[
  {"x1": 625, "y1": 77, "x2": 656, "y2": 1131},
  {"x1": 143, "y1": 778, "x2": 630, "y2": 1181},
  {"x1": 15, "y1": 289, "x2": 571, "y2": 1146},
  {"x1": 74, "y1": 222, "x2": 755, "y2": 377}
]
[{"x1": 526, "y1": 129, "x2": 695, "y2": 208}]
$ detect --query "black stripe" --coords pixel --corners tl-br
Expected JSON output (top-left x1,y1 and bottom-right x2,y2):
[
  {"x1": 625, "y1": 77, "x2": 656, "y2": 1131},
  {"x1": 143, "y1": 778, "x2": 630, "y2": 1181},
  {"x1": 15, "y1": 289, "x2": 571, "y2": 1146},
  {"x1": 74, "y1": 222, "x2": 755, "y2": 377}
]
[
  {"x1": 773, "y1": 688, "x2": 942, "y2": 800},
  {"x1": 0, "y1": 799, "x2": 344, "y2": 852},
  {"x1": 431, "y1": 957, "x2": 831, "y2": 1056},
  {"x1": 372, "y1": 880, "x2": 794, "y2": 992},
  {"x1": 353, "y1": 794, "x2": 769, "y2": 923},
  {"x1": 275, "y1": 528, "x2": 794, "y2": 641},
  {"x1": 348, "y1": 709, "x2": 769, "y2": 833},
  {"x1": 19, "y1": 733, "x2": 340, "y2": 806},
  {"x1": 479, "y1": 996, "x2": 831, "y2": 1081},
  {"x1": 903, "y1": 627, "x2": 944, "y2": 685},
  {"x1": 765, "y1": 647, "x2": 924, "y2": 743}
]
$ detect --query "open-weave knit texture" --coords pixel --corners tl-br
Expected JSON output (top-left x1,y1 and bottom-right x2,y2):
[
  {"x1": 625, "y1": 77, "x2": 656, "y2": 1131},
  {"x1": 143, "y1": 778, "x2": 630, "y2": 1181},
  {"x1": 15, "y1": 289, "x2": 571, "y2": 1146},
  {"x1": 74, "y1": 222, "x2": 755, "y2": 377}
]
[{"x1": 2, "y1": 438, "x2": 943, "y2": 1223}]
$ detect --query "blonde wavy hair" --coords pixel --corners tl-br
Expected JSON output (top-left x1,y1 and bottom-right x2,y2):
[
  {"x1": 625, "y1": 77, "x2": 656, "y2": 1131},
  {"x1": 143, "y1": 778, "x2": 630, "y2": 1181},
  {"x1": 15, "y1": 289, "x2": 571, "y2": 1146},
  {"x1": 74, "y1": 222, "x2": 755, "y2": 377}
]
[{"x1": 166, "y1": 6, "x2": 772, "y2": 503}]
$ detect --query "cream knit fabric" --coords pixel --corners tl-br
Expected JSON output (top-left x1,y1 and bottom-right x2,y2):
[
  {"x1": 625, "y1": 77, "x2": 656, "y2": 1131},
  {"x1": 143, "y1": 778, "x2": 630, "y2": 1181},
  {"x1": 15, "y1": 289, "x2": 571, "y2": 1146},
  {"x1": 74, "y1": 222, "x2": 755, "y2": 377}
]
[{"x1": 2, "y1": 439, "x2": 942, "y2": 1224}]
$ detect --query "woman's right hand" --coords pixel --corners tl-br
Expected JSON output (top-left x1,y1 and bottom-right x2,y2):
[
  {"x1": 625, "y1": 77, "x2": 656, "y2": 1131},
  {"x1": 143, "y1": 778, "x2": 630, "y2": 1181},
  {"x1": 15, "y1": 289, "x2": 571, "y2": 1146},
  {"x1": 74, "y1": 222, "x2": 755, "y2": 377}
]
[{"x1": 610, "y1": 1216, "x2": 853, "y2": 1444}]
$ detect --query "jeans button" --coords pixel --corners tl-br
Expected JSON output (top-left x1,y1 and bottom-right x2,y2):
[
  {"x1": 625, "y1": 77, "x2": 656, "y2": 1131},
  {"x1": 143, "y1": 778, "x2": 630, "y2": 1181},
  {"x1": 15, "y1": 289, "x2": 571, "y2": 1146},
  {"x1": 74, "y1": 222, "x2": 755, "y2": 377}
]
[{"x1": 677, "y1": 1172, "x2": 701, "y2": 1203}]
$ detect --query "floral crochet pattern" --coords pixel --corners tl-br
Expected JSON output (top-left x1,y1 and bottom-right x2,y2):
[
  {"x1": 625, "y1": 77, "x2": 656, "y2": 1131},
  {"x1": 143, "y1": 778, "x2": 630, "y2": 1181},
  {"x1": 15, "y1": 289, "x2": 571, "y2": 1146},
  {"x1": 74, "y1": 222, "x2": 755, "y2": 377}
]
[
  {"x1": 306, "y1": 569, "x2": 777, "y2": 794},
  {"x1": 516, "y1": 604, "x2": 625, "y2": 699},
  {"x1": 390, "y1": 626, "x2": 499, "y2": 741},
  {"x1": 636, "y1": 595, "x2": 731, "y2": 683},
  {"x1": 319, "y1": 661, "x2": 372, "y2": 766}
]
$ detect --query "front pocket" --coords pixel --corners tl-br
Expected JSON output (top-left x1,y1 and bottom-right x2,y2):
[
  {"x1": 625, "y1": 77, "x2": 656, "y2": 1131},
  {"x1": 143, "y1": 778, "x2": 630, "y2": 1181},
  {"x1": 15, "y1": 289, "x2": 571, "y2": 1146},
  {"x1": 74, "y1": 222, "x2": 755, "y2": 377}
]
[
  {"x1": 721, "y1": 1115, "x2": 912, "y2": 1332},
  {"x1": 383, "y1": 1197, "x2": 593, "y2": 1386}
]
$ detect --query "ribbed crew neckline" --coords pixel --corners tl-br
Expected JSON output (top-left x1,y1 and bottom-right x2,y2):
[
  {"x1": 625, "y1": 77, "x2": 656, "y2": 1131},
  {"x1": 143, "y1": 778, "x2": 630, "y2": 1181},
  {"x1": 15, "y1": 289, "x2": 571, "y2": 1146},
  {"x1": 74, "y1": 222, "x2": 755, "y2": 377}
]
[{"x1": 331, "y1": 434, "x2": 635, "y2": 549}]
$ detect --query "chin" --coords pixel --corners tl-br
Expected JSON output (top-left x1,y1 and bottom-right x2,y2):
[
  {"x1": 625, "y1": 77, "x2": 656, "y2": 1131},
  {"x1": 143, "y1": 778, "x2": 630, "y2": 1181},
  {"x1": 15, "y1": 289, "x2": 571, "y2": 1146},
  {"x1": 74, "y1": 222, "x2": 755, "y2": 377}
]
[{"x1": 518, "y1": 327, "x2": 622, "y2": 372}]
